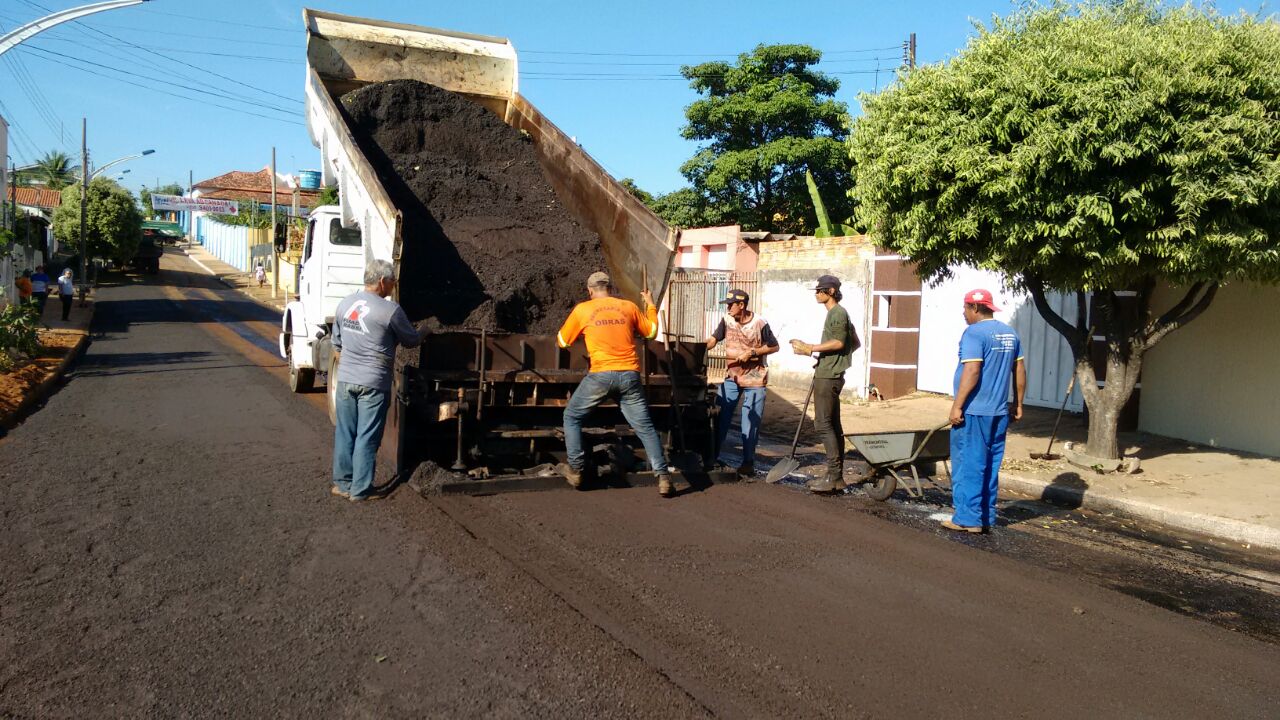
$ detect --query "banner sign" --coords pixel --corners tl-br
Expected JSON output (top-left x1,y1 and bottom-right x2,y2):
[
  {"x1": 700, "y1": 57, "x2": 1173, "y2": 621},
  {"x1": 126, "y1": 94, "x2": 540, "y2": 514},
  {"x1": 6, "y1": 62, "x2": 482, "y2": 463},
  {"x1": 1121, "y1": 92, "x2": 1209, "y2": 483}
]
[{"x1": 151, "y1": 194, "x2": 239, "y2": 214}]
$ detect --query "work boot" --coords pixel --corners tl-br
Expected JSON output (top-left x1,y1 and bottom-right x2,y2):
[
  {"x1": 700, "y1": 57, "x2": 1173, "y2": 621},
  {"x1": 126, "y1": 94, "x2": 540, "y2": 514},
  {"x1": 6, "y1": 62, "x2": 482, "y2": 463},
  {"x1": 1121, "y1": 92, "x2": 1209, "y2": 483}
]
[
  {"x1": 807, "y1": 467, "x2": 847, "y2": 494},
  {"x1": 330, "y1": 485, "x2": 349, "y2": 499},
  {"x1": 557, "y1": 462, "x2": 584, "y2": 490},
  {"x1": 940, "y1": 519, "x2": 985, "y2": 534},
  {"x1": 736, "y1": 463, "x2": 756, "y2": 480},
  {"x1": 657, "y1": 473, "x2": 674, "y2": 498}
]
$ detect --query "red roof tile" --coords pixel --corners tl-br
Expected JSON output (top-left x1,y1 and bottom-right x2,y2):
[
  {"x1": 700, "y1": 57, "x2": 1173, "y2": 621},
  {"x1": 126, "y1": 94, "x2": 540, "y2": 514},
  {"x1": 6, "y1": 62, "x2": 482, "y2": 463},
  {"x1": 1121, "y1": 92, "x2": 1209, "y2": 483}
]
[{"x1": 6, "y1": 186, "x2": 63, "y2": 209}]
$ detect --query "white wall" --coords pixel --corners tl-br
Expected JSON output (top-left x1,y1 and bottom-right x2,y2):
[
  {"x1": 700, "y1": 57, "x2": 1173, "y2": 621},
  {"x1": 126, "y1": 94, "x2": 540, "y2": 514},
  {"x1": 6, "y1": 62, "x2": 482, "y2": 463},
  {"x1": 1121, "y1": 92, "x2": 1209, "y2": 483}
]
[
  {"x1": 758, "y1": 276, "x2": 869, "y2": 398},
  {"x1": 918, "y1": 266, "x2": 1081, "y2": 411}
]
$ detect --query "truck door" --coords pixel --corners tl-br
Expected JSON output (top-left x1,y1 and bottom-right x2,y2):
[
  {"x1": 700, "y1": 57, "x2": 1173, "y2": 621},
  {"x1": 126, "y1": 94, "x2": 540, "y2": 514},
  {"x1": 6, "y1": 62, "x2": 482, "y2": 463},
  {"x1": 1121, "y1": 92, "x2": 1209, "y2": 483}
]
[{"x1": 299, "y1": 217, "x2": 322, "y2": 328}]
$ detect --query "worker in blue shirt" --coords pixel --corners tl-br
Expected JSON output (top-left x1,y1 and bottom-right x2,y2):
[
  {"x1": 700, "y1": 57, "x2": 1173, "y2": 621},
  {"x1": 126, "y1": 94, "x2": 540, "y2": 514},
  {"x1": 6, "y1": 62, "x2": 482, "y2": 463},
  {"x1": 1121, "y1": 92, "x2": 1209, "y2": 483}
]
[{"x1": 944, "y1": 289, "x2": 1026, "y2": 533}]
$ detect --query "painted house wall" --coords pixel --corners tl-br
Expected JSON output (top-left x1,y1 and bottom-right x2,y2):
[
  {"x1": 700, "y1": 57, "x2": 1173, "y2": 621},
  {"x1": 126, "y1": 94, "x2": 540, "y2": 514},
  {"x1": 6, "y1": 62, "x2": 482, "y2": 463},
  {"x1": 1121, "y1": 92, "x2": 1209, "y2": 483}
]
[
  {"x1": 675, "y1": 225, "x2": 758, "y2": 272},
  {"x1": 1139, "y1": 282, "x2": 1280, "y2": 457}
]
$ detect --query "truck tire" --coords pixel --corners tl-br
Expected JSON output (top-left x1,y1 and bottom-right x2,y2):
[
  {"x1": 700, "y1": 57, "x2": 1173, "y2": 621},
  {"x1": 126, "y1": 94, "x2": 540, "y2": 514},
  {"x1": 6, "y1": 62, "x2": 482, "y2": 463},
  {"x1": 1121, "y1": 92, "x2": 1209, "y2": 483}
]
[
  {"x1": 327, "y1": 354, "x2": 340, "y2": 425},
  {"x1": 285, "y1": 331, "x2": 315, "y2": 393}
]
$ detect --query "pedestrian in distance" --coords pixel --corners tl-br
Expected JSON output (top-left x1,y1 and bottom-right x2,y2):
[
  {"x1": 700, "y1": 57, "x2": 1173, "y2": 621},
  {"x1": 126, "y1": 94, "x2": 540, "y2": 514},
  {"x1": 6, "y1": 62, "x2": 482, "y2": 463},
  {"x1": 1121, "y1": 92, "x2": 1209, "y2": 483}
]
[
  {"x1": 330, "y1": 260, "x2": 430, "y2": 502},
  {"x1": 789, "y1": 274, "x2": 861, "y2": 494},
  {"x1": 15, "y1": 270, "x2": 33, "y2": 307},
  {"x1": 56, "y1": 269, "x2": 75, "y2": 321},
  {"x1": 30, "y1": 266, "x2": 50, "y2": 316},
  {"x1": 556, "y1": 271, "x2": 675, "y2": 497},
  {"x1": 706, "y1": 288, "x2": 779, "y2": 478},
  {"x1": 255, "y1": 262, "x2": 267, "y2": 289},
  {"x1": 943, "y1": 289, "x2": 1026, "y2": 534}
]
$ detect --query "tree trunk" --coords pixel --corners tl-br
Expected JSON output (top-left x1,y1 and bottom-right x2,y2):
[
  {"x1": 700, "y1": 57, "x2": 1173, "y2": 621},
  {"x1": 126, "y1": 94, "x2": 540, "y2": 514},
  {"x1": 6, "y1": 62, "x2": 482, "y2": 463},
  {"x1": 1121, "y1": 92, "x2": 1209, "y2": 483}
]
[{"x1": 1025, "y1": 278, "x2": 1219, "y2": 463}]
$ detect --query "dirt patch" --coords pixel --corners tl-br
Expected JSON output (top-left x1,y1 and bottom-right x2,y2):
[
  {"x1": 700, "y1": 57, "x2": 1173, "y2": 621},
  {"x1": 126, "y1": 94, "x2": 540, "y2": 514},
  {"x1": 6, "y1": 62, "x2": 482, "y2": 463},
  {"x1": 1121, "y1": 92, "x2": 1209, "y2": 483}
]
[
  {"x1": 0, "y1": 330, "x2": 81, "y2": 420},
  {"x1": 340, "y1": 79, "x2": 607, "y2": 341}
]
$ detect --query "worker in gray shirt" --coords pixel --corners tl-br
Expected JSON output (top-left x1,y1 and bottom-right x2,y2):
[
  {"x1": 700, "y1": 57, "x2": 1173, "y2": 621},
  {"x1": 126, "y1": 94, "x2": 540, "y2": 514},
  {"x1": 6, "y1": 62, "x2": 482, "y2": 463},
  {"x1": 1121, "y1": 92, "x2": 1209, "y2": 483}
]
[{"x1": 331, "y1": 259, "x2": 428, "y2": 502}]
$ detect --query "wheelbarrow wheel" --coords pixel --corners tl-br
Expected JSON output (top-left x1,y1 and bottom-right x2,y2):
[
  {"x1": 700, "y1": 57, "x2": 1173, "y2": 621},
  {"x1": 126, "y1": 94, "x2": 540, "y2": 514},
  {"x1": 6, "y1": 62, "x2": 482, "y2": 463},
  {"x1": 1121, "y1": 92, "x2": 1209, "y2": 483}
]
[{"x1": 865, "y1": 469, "x2": 896, "y2": 501}]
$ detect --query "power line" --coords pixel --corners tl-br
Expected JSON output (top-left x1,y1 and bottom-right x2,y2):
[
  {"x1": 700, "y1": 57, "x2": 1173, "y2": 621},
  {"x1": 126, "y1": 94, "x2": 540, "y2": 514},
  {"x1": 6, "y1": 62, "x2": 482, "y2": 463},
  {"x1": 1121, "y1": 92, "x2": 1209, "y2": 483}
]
[
  {"x1": 31, "y1": 35, "x2": 299, "y2": 64},
  {"x1": 134, "y1": 8, "x2": 297, "y2": 33},
  {"x1": 522, "y1": 56, "x2": 898, "y2": 67},
  {"x1": 16, "y1": 45, "x2": 304, "y2": 126},
  {"x1": 0, "y1": 18, "x2": 70, "y2": 152},
  {"x1": 21, "y1": 0, "x2": 301, "y2": 106}
]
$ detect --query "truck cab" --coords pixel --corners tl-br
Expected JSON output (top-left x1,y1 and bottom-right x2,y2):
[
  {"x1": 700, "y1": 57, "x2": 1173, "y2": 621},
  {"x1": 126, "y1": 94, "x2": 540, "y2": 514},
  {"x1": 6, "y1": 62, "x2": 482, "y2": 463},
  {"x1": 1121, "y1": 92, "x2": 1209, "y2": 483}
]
[{"x1": 279, "y1": 205, "x2": 365, "y2": 398}]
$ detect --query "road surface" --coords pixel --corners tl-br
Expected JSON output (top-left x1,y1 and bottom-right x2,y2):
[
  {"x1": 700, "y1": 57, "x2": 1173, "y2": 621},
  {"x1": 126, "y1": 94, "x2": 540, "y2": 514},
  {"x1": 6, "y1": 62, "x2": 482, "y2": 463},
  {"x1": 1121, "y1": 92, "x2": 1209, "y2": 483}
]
[{"x1": 1, "y1": 250, "x2": 1276, "y2": 718}]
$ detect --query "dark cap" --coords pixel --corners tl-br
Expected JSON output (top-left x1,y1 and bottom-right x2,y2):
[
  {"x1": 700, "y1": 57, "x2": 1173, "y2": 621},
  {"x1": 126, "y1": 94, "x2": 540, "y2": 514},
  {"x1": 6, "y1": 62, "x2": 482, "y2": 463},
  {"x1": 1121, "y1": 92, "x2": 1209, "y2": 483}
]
[
  {"x1": 813, "y1": 274, "x2": 841, "y2": 291},
  {"x1": 720, "y1": 288, "x2": 750, "y2": 305}
]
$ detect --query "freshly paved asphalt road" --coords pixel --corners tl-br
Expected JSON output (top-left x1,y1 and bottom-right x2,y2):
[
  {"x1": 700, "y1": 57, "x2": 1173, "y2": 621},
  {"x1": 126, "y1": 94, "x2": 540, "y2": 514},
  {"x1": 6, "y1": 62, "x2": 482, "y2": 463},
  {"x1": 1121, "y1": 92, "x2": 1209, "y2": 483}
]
[{"x1": 0, "y1": 251, "x2": 1276, "y2": 718}]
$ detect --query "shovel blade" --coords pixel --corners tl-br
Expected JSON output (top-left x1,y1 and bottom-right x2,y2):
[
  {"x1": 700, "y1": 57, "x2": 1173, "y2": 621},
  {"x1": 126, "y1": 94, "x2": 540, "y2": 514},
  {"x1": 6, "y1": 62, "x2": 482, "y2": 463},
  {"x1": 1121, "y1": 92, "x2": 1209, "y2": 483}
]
[
  {"x1": 1030, "y1": 452, "x2": 1061, "y2": 461},
  {"x1": 765, "y1": 458, "x2": 801, "y2": 484}
]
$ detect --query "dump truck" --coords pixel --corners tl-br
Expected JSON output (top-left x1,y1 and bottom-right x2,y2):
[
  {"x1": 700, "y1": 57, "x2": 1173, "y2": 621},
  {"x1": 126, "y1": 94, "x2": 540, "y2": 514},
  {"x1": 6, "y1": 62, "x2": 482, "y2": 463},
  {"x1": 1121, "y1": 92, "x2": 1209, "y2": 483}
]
[{"x1": 281, "y1": 9, "x2": 719, "y2": 487}]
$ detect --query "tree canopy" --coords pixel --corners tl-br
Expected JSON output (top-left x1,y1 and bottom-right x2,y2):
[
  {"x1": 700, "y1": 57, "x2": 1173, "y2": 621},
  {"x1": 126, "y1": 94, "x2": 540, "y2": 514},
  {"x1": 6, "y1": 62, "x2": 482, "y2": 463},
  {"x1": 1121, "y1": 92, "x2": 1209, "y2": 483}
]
[
  {"x1": 16, "y1": 151, "x2": 78, "y2": 190},
  {"x1": 663, "y1": 44, "x2": 852, "y2": 232},
  {"x1": 53, "y1": 178, "x2": 142, "y2": 265},
  {"x1": 850, "y1": 0, "x2": 1280, "y2": 292},
  {"x1": 848, "y1": 0, "x2": 1280, "y2": 460},
  {"x1": 139, "y1": 183, "x2": 184, "y2": 219}
]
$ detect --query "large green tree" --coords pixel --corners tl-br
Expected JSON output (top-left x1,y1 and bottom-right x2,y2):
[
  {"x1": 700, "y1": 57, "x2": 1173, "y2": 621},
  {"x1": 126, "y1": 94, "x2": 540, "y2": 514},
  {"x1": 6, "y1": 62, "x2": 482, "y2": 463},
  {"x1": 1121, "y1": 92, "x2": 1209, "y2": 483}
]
[
  {"x1": 673, "y1": 44, "x2": 852, "y2": 233},
  {"x1": 16, "y1": 150, "x2": 78, "y2": 190},
  {"x1": 849, "y1": 1, "x2": 1280, "y2": 459},
  {"x1": 53, "y1": 178, "x2": 143, "y2": 265}
]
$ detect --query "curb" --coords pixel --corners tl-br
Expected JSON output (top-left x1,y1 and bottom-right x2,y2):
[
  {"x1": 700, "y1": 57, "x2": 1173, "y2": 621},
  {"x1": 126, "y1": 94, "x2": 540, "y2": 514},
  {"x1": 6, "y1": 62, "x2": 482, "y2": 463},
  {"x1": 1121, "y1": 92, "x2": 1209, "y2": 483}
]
[
  {"x1": 999, "y1": 471, "x2": 1280, "y2": 551},
  {"x1": 0, "y1": 312, "x2": 94, "y2": 430}
]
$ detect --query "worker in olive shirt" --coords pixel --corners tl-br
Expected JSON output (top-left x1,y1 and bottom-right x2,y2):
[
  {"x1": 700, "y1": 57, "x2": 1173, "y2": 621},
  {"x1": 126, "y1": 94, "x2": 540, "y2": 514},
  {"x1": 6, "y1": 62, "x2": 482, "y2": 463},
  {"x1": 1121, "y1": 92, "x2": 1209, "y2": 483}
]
[
  {"x1": 707, "y1": 288, "x2": 779, "y2": 477},
  {"x1": 790, "y1": 275, "x2": 860, "y2": 494},
  {"x1": 557, "y1": 271, "x2": 674, "y2": 497}
]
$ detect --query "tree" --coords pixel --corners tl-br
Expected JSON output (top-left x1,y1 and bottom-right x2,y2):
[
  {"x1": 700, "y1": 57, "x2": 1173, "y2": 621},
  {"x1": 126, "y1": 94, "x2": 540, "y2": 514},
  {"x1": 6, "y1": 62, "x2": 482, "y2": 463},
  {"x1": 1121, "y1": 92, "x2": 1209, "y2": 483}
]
[
  {"x1": 849, "y1": 0, "x2": 1280, "y2": 460},
  {"x1": 139, "y1": 183, "x2": 184, "y2": 219},
  {"x1": 16, "y1": 150, "x2": 78, "y2": 190},
  {"x1": 52, "y1": 178, "x2": 143, "y2": 265},
  {"x1": 677, "y1": 44, "x2": 852, "y2": 233}
]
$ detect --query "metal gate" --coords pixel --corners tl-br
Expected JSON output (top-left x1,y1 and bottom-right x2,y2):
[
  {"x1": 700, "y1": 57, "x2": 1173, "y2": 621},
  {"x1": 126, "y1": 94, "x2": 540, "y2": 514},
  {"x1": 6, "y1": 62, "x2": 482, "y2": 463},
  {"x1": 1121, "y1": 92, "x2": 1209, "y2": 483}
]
[{"x1": 666, "y1": 269, "x2": 759, "y2": 382}]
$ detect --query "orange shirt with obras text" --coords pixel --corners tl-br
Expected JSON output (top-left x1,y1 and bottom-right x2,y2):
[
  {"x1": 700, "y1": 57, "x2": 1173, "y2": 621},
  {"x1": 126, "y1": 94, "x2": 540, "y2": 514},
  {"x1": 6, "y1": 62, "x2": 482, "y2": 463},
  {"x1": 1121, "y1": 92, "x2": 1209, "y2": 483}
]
[{"x1": 556, "y1": 296, "x2": 658, "y2": 373}]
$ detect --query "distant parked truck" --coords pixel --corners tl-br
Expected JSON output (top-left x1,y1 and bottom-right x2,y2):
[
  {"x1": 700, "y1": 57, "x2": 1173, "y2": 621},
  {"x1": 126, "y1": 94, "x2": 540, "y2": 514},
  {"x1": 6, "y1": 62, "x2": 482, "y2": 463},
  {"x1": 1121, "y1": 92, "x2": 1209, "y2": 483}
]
[{"x1": 280, "y1": 10, "x2": 716, "y2": 483}]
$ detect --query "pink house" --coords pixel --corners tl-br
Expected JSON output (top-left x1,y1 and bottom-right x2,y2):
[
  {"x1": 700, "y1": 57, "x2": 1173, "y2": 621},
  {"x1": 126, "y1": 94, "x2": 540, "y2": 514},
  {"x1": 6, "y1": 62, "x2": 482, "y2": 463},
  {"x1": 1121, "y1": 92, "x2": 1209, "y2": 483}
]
[{"x1": 674, "y1": 225, "x2": 771, "y2": 273}]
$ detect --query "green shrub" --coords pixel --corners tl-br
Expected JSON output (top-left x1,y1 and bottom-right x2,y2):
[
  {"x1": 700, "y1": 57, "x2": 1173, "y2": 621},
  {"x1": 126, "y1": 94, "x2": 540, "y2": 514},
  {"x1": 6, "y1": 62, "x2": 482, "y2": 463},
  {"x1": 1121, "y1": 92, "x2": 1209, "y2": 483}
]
[{"x1": 0, "y1": 303, "x2": 41, "y2": 372}]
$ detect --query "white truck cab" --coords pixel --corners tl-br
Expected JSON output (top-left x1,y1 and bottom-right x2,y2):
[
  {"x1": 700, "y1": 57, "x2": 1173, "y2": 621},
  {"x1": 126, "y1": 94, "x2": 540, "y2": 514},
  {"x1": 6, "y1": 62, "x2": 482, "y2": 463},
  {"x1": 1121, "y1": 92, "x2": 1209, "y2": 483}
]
[{"x1": 279, "y1": 205, "x2": 365, "y2": 400}]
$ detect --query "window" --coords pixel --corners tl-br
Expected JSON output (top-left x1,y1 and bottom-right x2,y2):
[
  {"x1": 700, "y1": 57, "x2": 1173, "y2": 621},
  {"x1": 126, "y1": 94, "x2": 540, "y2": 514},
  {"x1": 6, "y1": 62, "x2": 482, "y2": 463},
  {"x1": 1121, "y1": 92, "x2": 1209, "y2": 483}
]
[
  {"x1": 329, "y1": 219, "x2": 362, "y2": 247},
  {"x1": 303, "y1": 220, "x2": 316, "y2": 262}
]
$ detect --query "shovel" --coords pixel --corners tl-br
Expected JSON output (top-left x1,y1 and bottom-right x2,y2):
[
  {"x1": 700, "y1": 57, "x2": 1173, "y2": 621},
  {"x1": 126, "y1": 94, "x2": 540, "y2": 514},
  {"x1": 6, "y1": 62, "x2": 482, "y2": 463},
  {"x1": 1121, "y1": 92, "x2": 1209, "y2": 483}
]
[
  {"x1": 766, "y1": 376, "x2": 816, "y2": 484},
  {"x1": 1031, "y1": 374, "x2": 1076, "y2": 461}
]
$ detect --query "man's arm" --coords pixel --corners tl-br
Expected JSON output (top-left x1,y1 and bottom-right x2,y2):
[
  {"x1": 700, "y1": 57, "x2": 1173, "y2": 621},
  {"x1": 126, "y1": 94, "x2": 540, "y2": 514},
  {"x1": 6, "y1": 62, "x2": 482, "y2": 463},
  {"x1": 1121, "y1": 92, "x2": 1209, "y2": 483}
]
[
  {"x1": 636, "y1": 290, "x2": 658, "y2": 340},
  {"x1": 950, "y1": 361, "x2": 982, "y2": 425},
  {"x1": 1012, "y1": 357, "x2": 1027, "y2": 421},
  {"x1": 706, "y1": 319, "x2": 726, "y2": 350},
  {"x1": 390, "y1": 306, "x2": 426, "y2": 348},
  {"x1": 557, "y1": 306, "x2": 584, "y2": 349},
  {"x1": 739, "y1": 323, "x2": 780, "y2": 362}
]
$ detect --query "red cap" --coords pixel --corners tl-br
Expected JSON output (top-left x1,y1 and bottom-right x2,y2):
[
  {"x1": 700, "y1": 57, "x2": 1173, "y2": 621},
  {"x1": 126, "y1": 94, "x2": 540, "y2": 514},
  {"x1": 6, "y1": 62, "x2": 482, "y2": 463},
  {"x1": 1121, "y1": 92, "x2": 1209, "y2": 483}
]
[{"x1": 963, "y1": 288, "x2": 1000, "y2": 312}]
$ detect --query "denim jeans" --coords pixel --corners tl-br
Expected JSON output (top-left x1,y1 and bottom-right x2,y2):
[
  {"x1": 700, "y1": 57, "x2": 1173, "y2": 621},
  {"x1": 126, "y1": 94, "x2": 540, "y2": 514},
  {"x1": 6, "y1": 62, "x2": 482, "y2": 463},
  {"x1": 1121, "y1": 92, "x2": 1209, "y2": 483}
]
[
  {"x1": 714, "y1": 380, "x2": 766, "y2": 467},
  {"x1": 563, "y1": 370, "x2": 668, "y2": 473},
  {"x1": 812, "y1": 376, "x2": 846, "y2": 476},
  {"x1": 949, "y1": 413, "x2": 1010, "y2": 527},
  {"x1": 333, "y1": 382, "x2": 391, "y2": 499}
]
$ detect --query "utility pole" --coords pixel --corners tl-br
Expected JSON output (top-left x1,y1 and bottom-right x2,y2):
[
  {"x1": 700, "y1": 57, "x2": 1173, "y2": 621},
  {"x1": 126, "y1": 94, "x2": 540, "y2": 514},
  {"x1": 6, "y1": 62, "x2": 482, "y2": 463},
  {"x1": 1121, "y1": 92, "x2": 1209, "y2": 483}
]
[
  {"x1": 902, "y1": 32, "x2": 917, "y2": 71},
  {"x1": 78, "y1": 117, "x2": 88, "y2": 306},
  {"x1": 270, "y1": 147, "x2": 278, "y2": 299}
]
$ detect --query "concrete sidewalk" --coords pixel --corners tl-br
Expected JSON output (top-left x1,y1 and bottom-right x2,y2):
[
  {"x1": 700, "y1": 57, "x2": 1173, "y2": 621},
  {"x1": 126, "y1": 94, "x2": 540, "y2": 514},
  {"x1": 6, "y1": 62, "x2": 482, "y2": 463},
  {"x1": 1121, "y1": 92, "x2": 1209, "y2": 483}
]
[
  {"x1": 757, "y1": 386, "x2": 1280, "y2": 550},
  {"x1": 177, "y1": 242, "x2": 288, "y2": 313}
]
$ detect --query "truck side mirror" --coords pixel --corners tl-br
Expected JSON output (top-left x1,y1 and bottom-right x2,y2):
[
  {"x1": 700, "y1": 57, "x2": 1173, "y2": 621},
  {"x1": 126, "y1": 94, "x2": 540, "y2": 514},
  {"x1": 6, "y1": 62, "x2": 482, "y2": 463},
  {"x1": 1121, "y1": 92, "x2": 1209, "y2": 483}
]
[{"x1": 274, "y1": 222, "x2": 288, "y2": 254}]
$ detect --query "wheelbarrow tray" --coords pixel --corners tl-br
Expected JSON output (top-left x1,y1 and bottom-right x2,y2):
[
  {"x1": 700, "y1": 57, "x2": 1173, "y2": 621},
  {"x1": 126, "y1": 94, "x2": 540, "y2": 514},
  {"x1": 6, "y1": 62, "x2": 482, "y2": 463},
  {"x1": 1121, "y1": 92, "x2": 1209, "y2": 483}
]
[{"x1": 846, "y1": 426, "x2": 951, "y2": 468}]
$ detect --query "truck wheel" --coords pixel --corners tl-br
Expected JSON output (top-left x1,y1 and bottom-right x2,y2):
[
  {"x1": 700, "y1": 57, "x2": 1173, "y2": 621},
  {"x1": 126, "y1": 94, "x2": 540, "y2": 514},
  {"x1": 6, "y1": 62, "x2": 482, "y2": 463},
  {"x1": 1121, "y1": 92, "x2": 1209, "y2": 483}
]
[
  {"x1": 865, "y1": 470, "x2": 896, "y2": 501},
  {"x1": 285, "y1": 332, "x2": 314, "y2": 393},
  {"x1": 327, "y1": 354, "x2": 339, "y2": 425}
]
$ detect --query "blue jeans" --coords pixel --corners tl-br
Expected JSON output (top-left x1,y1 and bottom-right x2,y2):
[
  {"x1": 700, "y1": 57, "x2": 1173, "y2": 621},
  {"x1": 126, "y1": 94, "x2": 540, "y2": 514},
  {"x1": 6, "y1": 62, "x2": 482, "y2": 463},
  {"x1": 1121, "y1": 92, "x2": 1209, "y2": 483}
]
[
  {"x1": 950, "y1": 413, "x2": 1010, "y2": 527},
  {"x1": 333, "y1": 382, "x2": 391, "y2": 499},
  {"x1": 563, "y1": 370, "x2": 668, "y2": 474},
  {"x1": 714, "y1": 380, "x2": 766, "y2": 466}
]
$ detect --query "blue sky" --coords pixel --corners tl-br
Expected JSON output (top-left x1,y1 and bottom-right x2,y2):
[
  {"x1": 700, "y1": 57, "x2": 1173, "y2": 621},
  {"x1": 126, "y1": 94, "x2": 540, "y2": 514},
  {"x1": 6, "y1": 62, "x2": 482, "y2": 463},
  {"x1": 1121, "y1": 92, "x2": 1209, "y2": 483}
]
[{"x1": 0, "y1": 0, "x2": 1270, "y2": 196}]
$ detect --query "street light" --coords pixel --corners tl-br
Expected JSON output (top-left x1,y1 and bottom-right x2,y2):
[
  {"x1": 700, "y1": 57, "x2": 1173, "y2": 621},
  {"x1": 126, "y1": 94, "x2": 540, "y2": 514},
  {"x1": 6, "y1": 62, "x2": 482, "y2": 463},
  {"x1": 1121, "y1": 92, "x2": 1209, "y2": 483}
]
[{"x1": 90, "y1": 149, "x2": 154, "y2": 180}]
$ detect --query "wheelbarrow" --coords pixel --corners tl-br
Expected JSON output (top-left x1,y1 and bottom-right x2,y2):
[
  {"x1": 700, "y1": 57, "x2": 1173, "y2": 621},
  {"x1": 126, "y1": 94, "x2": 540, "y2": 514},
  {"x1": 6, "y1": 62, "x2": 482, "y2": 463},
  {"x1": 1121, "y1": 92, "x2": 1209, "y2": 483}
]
[{"x1": 845, "y1": 422, "x2": 952, "y2": 501}]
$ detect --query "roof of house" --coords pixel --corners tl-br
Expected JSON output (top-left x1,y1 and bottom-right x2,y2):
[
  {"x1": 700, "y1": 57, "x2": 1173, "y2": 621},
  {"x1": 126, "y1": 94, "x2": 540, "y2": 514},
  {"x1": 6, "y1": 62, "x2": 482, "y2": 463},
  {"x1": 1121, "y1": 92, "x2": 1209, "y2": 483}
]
[
  {"x1": 6, "y1": 186, "x2": 63, "y2": 209},
  {"x1": 193, "y1": 167, "x2": 321, "y2": 206}
]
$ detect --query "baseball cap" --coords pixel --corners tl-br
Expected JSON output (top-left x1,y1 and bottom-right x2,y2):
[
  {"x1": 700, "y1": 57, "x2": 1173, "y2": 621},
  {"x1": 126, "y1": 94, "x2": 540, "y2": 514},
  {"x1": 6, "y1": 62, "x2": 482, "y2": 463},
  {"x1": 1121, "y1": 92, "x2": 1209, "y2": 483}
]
[
  {"x1": 813, "y1": 274, "x2": 841, "y2": 291},
  {"x1": 963, "y1": 288, "x2": 1001, "y2": 312},
  {"x1": 720, "y1": 288, "x2": 750, "y2": 305},
  {"x1": 587, "y1": 271, "x2": 611, "y2": 288}
]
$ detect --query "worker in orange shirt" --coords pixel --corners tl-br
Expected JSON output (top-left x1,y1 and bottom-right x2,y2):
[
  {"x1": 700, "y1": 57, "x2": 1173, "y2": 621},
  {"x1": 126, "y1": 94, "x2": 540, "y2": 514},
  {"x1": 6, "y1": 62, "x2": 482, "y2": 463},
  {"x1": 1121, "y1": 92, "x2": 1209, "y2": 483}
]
[{"x1": 556, "y1": 271, "x2": 674, "y2": 497}]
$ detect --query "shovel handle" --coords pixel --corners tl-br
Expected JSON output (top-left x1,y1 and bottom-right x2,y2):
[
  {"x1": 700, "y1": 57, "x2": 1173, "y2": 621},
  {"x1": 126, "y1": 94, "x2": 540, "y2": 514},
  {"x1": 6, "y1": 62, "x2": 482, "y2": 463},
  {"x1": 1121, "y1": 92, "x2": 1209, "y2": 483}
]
[{"x1": 789, "y1": 377, "x2": 816, "y2": 456}]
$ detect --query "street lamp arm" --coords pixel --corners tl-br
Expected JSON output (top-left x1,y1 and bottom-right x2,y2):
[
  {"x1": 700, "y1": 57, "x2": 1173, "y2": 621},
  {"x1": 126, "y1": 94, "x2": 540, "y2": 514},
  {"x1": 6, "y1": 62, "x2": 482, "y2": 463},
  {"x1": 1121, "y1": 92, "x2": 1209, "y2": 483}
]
[
  {"x1": 0, "y1": 1, "x2": 147, "y2": 58},
  {"x1": 90, "y1": 150, "x2": 154, "y2": 180}
]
